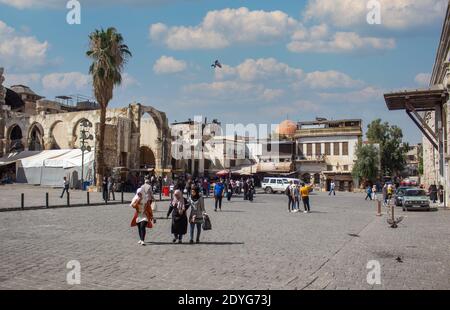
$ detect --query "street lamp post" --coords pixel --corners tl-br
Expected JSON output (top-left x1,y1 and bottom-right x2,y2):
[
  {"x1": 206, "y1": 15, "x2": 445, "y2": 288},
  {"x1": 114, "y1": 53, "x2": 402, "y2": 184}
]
[{"x1": 80, "y1": 120, "x2": 93, "y2": 190}]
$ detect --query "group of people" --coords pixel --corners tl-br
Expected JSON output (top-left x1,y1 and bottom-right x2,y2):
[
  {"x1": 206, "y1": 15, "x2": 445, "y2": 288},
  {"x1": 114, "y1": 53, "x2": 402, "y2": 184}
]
[
  {"x1": 285, "y1": 181, "x2": 313, "y2": 213},
  {"x1": 130, "y1": 178, "x2": 207, "y2": 245}
]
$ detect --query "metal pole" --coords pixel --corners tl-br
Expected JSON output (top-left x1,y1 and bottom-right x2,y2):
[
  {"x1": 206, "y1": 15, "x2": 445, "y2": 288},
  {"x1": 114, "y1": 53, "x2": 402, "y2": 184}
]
[
  {"x1": 21, "y1": 193, "x2": 24, "y2": 209},
  {"x1": 121, "y1": 186, "x2": 124, "y2": 204},
  {"x1": 87, "y1": 191, "x2": 90, "y2": 205},
  {"x1": 67, "y1": 192, "x2": 70, "y2": 207},
  {"x1": 81, "y1": 149, "x2": 84, "y2": 190},
  {"x1": 46, "y1": 192, "x2": 49, "y2": 208},
  {"x1": 376, "y1": 199, "x2": 382, "y2": 216}
]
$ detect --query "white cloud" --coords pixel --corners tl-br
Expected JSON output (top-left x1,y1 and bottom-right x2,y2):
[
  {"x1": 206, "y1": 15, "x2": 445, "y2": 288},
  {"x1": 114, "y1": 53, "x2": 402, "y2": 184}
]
[
  {"x1": 0, "y1": 20, "x2": 49, "y2": 70},
  {"x1": 262, "y1": 89, "x2": 284, "y2": 101},
  {"x1": 42, "y1": 72, "x2": 91, "y2": 91},
  {"x1": 302, "y1": 70, "x2": 364, "y2": 89},
  {"x1": 415, "y1": 73, "x2": 431, "y2": 87},
  {"x1": 0, "y1": 0, "x2": 182, "y2": 9},
  {"x1": 288, "y1": 24, "x2": 396, "y2": 53},
  {"x1": 303, "y1": 0, "x2": 447, "y2": 30},
  {"x1": 153, "y1": 55, "x2": 187, "y2": 74},
  {"x1": 3, "y1": 73, "x2": 41, "y2": 87},
  {"x1": 0, "y1": 0, "x2": 61, "y2": 9},
  {"x1": 318, "y1": 86, "x2": 384, "y2": 103},
  {"x1": 215, "y1": 58, "x2": 303, "y2": 82},
  {"x1": 150, "y1": 7, "x2": 299, "y2": 50}
]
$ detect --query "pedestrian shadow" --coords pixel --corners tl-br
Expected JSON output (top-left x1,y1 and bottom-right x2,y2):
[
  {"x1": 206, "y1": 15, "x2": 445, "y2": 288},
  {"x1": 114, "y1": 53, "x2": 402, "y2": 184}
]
[
  {"x1": 146, "y1": 241, "x2": 245, "y2": 246},
  {"x1": 214, "y1": 210, "x2": 245, "y2": 213},
  {"x1": 308, "y1": 211, "x2": 328, "y2": 214}
]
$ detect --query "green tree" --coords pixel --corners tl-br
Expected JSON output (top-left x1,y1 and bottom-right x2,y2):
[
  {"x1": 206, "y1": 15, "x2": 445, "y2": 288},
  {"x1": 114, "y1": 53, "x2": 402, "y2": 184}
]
[
  {"x1": 86, "y1": 27, "x2": 132, "y2": 187},
  {"x1": 352, "y1": 143, "x2": 380, "y2": 184},
  {"x1": 366, "y1": 119, "x2": 409, "y2": 177}
]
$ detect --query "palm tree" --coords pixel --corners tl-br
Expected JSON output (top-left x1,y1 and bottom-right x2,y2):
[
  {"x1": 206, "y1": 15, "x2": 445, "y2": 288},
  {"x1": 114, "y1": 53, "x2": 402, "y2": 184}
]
[{"x1": 86, "y1": 27, "x2": 132, "y2": 187}]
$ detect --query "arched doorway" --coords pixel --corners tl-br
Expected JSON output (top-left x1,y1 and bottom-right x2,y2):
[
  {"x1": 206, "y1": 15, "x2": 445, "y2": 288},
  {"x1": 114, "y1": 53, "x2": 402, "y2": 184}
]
[
  {"x1": 28, "y1": 123, "x2": 44, "y2": 151},
  {"x1": 313, "y1": 173, "x2": 321, "y2": 185},
  {"x1": 139, "y1": 106, "x2": 171, "y2": 172},
  {"x1": 140, "y1": 146, "x2": 156, "y2": 168},
  {"x1": 49, "y1": 121, "x2": 68, "y2": 149},
  {"x1": 9, "y1": 125, "x2": 24, "y2": 152},
  {"x1": 302, "y1": 173, "x2": 311, "y2": 184}
]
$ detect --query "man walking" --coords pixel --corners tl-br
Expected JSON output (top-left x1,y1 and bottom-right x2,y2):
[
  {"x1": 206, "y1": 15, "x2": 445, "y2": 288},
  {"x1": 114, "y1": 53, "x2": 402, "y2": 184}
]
[
  {"x1": 60, "y1": 176, "x2": 69, "y2": 198},
  {"x1": 214, "y1": 179, "x2": 225, "y2": 211},
  {"x1": 329, "y1": 181, "x2": 336, "y2": 196}
]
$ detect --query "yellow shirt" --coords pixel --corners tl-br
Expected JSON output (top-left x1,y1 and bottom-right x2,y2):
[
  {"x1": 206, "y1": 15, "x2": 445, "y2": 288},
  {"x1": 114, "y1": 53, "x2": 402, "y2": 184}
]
[{"x1": 300, "y1": 186, "x2": 311, "y2": 198}]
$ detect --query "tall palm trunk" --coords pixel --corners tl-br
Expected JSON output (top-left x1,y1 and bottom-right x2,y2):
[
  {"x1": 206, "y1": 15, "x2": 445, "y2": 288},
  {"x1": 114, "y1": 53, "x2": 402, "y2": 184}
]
[{"x1": 96, "y1": 106, "x2": 107, "y2": 187}]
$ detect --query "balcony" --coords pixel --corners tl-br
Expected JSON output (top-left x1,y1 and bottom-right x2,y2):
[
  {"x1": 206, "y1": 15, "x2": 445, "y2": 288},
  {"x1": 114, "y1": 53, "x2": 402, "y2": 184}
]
[{"x1": 296, "y1": 155, "x2": 326, "y2": 162}]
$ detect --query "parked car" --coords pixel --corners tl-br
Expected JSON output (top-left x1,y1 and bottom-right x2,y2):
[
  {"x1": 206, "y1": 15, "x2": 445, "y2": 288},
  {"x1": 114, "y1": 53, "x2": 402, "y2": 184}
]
[
  {"x1": 402, "y1": 188, "x2": 431, "y2": 211},
  {"x1": 394, "y1": 186, "x2": 413, "y2": 206},
  {"x1": 262, "y1": 177, "x2": 300, "y2": 194}
]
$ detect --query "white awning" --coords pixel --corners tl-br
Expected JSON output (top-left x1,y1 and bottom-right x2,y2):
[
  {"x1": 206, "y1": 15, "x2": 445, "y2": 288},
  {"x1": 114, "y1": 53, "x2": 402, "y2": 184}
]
[
  {"x1": 19, "y1": 150, "x2": 72, "y2": 168},
  {"x1": 0, "y1": 151, "x2": 41, "y2": 167}
]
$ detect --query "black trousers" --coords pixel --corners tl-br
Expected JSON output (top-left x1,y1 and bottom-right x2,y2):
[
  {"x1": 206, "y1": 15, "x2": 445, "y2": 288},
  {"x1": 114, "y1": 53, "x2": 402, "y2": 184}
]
[
  {"x1": 137, "y1": 221, "x2": 148, "y2": 241},
  {"x1": 60, "y1": 187, "x2": 69, "y2": 198},
  {"x1": 302, "y1": 196, "x2": 310, "y2": 211},
  {"x1": 215, "y1": 195, "x2": 223, "y2": 209}
]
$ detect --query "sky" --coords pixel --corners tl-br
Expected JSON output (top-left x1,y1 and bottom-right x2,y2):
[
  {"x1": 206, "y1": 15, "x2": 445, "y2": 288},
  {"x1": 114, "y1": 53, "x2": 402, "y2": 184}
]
[{"x1": 0, "y1": 0, "x2": 448, "y2": 143}]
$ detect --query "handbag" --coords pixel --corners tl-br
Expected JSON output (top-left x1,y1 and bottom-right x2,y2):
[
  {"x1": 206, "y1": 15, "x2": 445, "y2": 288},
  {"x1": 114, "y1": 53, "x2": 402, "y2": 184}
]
[{"x1": 202, "y1": 213, "x2": 212, "y2": 231}]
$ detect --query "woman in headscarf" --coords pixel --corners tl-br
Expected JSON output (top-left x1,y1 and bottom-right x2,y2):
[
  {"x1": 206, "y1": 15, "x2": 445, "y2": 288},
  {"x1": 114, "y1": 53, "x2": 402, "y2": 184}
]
[
  {"x1": 167, "y1": 189, "x2": 190, "y2": 243},
  {"x1": 130, "y1": 188, "x2": 154, "y2": 246},
  {"x1": 188, "y1": 186, "x2": 206, "y2": 244}
]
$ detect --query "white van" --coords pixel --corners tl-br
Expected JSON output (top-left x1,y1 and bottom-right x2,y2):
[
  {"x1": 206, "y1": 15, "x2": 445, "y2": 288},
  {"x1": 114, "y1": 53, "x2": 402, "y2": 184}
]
[{"x1": 262, "y1": 177, "x2": 300, "y2": 194}]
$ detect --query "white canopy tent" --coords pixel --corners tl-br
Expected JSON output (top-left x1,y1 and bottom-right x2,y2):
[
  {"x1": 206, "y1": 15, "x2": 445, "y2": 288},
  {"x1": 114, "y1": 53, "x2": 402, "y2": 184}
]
[{"x1": 14, "y1": 149, "x2": 95, "y2": 187}]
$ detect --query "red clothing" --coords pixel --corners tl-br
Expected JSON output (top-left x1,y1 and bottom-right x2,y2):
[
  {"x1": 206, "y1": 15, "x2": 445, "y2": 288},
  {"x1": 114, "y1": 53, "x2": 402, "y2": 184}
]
[{"x1": 130, "y1": 198, "x2": 154, "y2": 228}]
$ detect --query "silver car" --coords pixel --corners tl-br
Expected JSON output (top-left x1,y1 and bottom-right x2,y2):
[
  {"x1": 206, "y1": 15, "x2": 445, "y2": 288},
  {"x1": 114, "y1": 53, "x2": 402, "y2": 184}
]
[{"x1": 402, "y1": 188, "x2": 431, "y2": 211}]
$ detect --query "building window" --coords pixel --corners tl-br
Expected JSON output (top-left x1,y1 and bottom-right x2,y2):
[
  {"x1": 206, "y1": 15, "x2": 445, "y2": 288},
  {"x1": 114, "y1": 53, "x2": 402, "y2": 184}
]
[
  {"x1": 325, "y1": 143, "x2": 331, "y2": 156},
  {"x1": 343, "y1": 165, "x2": 349, "y2": 171},
  {"x1": 298, "y1": 143, "x2": 303, "y2": 156},
  {"x1": 333, "y1": 142, "x2": 340, "y2": 156},
  {"x1": 342, "y1": 142, "x2": 349, "y2": 156},
  {"x1": 307, "y1": 143, "x2": 313, "y2": 156},
  {"x1": 315, "y1": 143, "x2": 322, "y2": 156},
  {"x1": 327, "y1": 165, "x2": 333, "y2": 171}
]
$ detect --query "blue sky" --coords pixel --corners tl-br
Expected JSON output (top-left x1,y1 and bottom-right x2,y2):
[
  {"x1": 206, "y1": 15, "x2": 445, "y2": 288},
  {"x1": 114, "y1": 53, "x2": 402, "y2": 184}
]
[{"x1": 0, "y1": 0, "x2": 448, "y2": 143}]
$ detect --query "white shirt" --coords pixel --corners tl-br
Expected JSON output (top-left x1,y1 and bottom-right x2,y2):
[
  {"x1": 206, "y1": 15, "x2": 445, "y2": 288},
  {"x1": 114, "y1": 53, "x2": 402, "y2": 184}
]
[{"x1": 136, "y1": 200, "x2": 148, "y2": 223}]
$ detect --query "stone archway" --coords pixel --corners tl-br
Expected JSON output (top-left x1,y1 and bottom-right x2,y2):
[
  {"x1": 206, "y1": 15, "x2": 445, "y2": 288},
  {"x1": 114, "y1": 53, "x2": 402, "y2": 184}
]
[
  {"x1": 48, "y1": 120, "x2": 66, "y2": 150},
  {"x1": 27, "y1": 122, "x2": 44, "y2": 151},
  {"x1": 7, "y1": 124, "x2": 24, "y2": 152},
  {"x1": 139, "y1": 105, "x2": 171, "y2": 173},
  {"x1": 139, "y1": 146, "x2": 156, "y2": 168}
]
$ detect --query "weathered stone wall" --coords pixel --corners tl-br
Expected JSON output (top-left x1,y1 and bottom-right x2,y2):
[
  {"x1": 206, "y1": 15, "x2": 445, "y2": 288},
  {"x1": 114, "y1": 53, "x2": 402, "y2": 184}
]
[{"x1": 1, "y1": 103, "x2": 171, "y2": 175}]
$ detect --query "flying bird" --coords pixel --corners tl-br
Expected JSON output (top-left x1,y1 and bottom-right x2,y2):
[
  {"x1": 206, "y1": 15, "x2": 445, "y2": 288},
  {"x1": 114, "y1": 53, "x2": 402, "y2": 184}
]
[{"x1": 211, "y1": 60, "x2": 222, "y2": 69}]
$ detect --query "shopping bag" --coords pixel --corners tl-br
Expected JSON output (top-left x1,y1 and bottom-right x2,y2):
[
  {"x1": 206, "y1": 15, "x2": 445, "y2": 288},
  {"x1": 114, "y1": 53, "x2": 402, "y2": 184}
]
[{"x1": 202, "y1": 214, "x2": 212, "y2": 231}]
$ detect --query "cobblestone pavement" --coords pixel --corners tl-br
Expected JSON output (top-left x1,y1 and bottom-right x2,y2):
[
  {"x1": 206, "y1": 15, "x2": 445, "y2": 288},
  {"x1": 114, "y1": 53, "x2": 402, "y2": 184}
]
[{"x1": 0, "y1": 190, "x2": 449, "y2": 290}]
